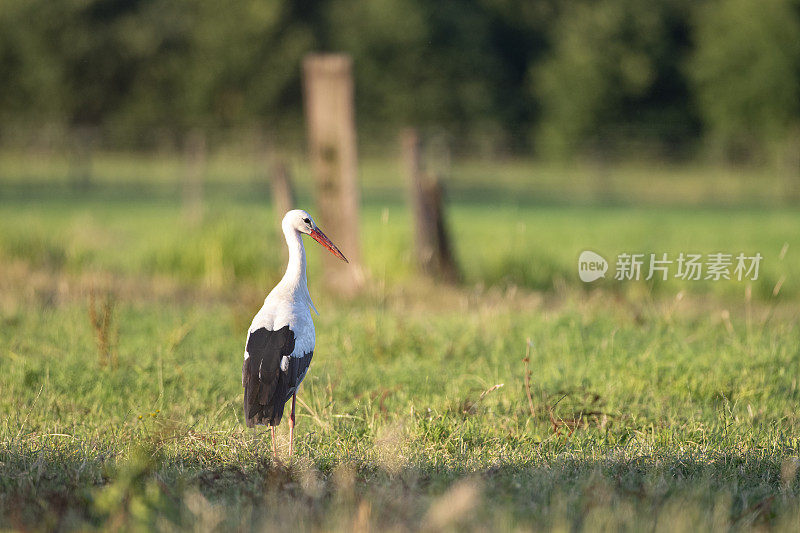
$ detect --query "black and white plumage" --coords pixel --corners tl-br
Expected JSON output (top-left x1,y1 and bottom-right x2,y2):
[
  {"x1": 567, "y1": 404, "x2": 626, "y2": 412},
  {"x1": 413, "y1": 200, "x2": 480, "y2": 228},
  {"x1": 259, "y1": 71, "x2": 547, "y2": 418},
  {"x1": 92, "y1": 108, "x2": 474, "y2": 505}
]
[
  {"x1": 242, "y1": 209, "x2": 347, "y2": 459},
  {"x1": 242, "y1": 325, "x2": 311, "y2": 426}
]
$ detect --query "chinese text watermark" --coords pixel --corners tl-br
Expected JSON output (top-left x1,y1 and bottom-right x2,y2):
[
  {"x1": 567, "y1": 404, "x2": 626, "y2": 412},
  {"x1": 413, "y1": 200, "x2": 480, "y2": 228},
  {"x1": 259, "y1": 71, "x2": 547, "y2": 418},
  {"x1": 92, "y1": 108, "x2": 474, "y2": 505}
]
[{"x1": 579, "y1": 251, "x2": 762, "y2": 282}]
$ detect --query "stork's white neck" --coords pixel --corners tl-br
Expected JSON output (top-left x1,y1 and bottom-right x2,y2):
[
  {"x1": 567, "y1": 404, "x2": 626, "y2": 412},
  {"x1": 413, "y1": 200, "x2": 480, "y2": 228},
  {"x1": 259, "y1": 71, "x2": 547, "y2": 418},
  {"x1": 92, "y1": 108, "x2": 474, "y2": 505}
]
[
  {"x1": 280, "y1": 224, "x2": 307, "y2": 290},
  {"x1": 270, "y1": 222, "x2": 317, "y2": 313}
]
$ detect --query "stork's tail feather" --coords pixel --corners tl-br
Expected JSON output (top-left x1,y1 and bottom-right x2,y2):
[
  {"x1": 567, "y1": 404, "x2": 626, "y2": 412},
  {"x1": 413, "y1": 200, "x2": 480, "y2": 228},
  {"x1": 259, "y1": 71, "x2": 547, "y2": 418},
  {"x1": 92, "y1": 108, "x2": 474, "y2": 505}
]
[
  {"x1": 243, "y1": 374, "x2": 287, "y2": 427},
  {"x1": 242, "y1": 326, "x2": 295, "y2": 427},
  {"x1": 244, "y1": 393, "x2": 285, "y2": 427}
]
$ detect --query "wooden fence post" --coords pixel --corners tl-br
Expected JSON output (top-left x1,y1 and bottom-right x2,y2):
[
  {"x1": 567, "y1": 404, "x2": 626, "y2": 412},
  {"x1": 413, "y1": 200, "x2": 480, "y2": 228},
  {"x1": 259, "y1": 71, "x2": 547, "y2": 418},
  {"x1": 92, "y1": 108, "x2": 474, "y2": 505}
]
[
  {"x1": 402, "y1": 128, "x2": 460, "y2": 282},
  {"x1": 270, "y1": 160, "x2": 296, "y2": 221},
  {"x1": 69, "y1": 126, "x2": 96, "y2": 191},
  {"x1": 254, "y1": 129, "x2": 296, "y2": 221},
  {"x1": 303, "y1": 53, "x2": 363, "y2": 295},
  {"x1": 183, "y1": 129, "x2": 206, "y2": 225},
  {"x1": 785, "y1": 127, "x2": 800, "y2": 204}
]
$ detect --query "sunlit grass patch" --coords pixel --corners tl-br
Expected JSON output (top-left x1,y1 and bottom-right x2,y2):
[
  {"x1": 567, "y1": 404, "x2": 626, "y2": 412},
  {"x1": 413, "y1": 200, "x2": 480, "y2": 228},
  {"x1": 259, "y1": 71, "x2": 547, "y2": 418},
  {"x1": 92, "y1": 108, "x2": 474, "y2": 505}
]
[
  {"x1": 1, "y1": 167, "x2": 799, "y2": 529},
  {"x1": 1, "y1": 285, "x2": 798, "y2": 529}
]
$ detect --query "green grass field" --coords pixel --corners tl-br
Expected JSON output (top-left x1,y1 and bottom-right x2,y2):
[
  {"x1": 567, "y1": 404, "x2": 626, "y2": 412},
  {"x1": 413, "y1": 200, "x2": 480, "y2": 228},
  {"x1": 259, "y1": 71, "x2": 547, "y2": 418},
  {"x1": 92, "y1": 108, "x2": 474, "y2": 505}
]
[{"x1": 1, "y1": 154, "x2": 799, "y2": 531}]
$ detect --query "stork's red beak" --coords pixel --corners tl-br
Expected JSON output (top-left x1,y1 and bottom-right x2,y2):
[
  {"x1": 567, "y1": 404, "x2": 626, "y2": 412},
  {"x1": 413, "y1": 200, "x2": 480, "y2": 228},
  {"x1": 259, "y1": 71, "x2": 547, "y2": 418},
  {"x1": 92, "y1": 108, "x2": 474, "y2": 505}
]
[{"x1": 309, "y1": 227, "x2": 348, "y2": 263}]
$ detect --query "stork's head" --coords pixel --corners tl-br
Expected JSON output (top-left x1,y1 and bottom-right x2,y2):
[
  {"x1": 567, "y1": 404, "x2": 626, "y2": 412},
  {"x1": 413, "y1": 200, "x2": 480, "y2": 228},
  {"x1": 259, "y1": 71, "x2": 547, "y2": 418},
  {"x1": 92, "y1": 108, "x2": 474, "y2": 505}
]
[{"x1": 283, "y1": 209, "x2": 348, "y2": 263}]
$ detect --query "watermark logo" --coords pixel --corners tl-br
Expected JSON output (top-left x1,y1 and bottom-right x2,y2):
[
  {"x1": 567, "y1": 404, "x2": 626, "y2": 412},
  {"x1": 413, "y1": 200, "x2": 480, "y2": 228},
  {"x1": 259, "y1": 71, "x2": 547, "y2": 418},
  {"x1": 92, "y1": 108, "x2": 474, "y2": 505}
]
[
  {"x1": 578, "y1": 251, "x2": 763, "y2": 282},
  {"x1": 578, "y1": 250, "x2": 608, "y2": 282}
]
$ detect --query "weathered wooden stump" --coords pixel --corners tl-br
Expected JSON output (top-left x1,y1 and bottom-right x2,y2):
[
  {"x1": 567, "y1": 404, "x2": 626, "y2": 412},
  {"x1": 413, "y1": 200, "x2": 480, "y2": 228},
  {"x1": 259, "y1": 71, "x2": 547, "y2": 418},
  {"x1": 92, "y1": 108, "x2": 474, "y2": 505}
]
[
  {"x1": 183, "y1": 129, "x2": 206, "y2": 225},
  {"x1": 303, "y1": 54, "x2": 364, "y2": 295},
  {"x1": 401, "y1": 128, "x2": 460, "y2": 282}
]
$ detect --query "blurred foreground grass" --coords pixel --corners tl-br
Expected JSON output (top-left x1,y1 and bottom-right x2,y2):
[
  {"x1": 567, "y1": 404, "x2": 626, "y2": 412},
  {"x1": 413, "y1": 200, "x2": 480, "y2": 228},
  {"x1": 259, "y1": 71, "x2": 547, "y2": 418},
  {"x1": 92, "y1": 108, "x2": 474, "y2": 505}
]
[{"x1": 1, "y1": 154, "x2": 799, "y2": 530}]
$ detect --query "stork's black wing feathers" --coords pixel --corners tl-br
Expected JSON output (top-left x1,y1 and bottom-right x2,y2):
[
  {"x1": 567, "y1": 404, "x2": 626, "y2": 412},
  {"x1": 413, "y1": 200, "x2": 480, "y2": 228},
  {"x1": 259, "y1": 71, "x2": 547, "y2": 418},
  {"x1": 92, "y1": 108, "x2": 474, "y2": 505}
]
[
  {"x1": 243, "y1": 326, "x2": 315, "y2": 427},
  {"x1": 285, "y1": 350, "x2": 313, "y2": 400},
  {"x1": 243, "y1": 326, "x2": 295, "y2": 427}
]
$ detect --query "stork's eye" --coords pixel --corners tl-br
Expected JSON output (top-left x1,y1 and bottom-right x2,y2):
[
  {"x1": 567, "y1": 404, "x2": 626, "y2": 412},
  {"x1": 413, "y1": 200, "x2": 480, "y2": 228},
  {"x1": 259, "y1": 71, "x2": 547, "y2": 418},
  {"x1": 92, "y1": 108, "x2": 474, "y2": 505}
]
[{"x1": 303, "y1": 217, "x2": 311, "y2": 225}]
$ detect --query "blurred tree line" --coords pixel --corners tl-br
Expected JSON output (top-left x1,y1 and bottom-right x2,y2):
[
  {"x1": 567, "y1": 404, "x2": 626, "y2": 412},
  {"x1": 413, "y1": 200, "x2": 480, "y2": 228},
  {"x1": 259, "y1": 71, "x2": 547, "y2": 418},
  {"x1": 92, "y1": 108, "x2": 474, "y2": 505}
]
[{"x1": 1, "y1": 0, "x2": 798, "y2": 161}]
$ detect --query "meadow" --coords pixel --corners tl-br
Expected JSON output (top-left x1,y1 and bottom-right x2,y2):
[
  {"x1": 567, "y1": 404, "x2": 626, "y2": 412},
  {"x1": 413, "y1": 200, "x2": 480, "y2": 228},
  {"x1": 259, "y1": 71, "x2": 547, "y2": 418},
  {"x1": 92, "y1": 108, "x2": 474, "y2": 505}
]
[{"x1": 1, "y1": 152, "x2": 799, "y2": 531}]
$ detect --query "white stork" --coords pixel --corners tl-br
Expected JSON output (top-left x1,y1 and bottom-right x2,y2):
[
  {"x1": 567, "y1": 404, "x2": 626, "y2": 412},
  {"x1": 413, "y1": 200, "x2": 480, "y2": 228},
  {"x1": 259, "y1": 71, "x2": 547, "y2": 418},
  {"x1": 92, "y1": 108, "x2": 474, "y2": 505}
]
[{"x1": 242, "y1": 209, "x2": 347, "y2": 460}]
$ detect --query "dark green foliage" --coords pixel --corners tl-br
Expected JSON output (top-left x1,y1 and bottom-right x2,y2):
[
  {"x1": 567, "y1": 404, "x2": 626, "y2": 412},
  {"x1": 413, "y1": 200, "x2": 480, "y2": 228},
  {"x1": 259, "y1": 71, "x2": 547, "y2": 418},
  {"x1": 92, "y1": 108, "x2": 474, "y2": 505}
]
[
  {"x1": 688, "y1": 0, "x2": 800, "y2": 161},
  {"x1": 2, "y1": 0, "x2": 799, "y2": 156},
  {"x1": 533, "y1": 0, "x2": 698, "y2": 158}
]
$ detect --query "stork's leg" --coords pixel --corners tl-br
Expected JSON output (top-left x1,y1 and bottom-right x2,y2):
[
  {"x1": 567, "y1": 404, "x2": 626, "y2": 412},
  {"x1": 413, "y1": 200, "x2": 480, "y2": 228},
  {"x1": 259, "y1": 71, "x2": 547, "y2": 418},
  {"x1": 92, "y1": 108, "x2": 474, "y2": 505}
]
[
  {"x1": 271, "y1": 426, "x2": 278, "y2": 463},
  {"x1": 289, "y1": 393, "x2": 296, "y2": 459}
]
